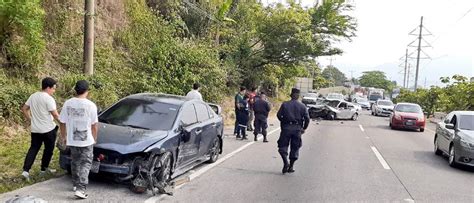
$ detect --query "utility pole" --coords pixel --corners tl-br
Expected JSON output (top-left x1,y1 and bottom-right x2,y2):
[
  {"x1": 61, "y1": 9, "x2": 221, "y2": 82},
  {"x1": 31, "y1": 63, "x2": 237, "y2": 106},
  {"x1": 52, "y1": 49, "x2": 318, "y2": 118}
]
[
  {"x1": 83, "y1": 0, "x2": 95, "y2": 75},
  {"x1": 406, "y1": 64, "x2": 411, "y2": 89},
  {"x1": 403, "y1": 49, "x2": 408, "y2": 88},
  {"x1": 414, "y1": 16, "x2": 423, "y2": 90}
]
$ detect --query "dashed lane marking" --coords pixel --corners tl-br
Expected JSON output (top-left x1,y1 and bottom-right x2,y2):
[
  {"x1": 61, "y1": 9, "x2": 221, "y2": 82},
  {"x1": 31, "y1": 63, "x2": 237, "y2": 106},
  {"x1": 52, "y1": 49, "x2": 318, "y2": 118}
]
[
  {"x1": 370, "y1": 146, "x2": 391, "y2": 170},
  {"x1": 359, "y1": 124, "x2": 365, "y2": 132}
]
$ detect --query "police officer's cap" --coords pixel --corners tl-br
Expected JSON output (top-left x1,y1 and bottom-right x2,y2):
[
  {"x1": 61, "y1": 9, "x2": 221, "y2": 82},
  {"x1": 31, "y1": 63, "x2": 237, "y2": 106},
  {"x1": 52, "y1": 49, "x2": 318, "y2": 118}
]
[{"x1": 291, "y1": 88, "x2": 300, "y2": 95}]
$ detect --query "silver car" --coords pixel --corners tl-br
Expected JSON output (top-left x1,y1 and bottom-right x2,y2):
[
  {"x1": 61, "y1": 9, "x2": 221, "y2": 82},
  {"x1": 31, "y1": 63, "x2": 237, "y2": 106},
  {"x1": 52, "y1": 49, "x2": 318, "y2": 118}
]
[
  {"x1": 434, "y1": 111, "x2": 474, "y2": 167},
  {"x1": 325, "y1": 100, "x2": 359, "y2": 120}
]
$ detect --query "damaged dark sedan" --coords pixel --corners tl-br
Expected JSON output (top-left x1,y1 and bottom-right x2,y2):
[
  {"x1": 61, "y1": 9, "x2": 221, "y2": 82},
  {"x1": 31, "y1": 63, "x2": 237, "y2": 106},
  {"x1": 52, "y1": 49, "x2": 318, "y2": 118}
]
[{"x1": 59, "y1": 93, "x2": 224, "y2": 195}]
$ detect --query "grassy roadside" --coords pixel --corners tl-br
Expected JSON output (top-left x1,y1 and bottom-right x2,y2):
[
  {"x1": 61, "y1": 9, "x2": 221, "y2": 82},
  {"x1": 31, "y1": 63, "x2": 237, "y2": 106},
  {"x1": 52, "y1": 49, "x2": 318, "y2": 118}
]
[{"x1": 0, "y1": 123, "x2": 64, "y2": 194}]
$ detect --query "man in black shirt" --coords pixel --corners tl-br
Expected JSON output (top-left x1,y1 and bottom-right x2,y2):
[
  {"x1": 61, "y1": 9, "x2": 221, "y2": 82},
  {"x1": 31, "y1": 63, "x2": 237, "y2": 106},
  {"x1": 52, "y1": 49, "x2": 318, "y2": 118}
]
[{"x1": 253, "y1": 92, "x2": 271, "y2": 142}]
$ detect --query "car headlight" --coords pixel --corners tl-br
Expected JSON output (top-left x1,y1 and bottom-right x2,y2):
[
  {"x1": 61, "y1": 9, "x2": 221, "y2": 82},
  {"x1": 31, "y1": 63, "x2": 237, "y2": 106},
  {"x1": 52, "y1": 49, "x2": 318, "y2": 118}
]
[
  {"x1": 394, "y1": 114, "x2": 401, "y2": 120},
  {"x1": 417, "y1": 114, "x2": 425, "y2": 121}
]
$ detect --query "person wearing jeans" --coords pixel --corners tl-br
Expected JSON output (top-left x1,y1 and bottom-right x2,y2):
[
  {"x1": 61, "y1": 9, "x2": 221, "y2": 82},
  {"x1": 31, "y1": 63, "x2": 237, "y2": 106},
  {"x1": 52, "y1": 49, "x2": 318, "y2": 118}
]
[{"x1": 21, "y1": 77, "x2": 60, "y2": 180}]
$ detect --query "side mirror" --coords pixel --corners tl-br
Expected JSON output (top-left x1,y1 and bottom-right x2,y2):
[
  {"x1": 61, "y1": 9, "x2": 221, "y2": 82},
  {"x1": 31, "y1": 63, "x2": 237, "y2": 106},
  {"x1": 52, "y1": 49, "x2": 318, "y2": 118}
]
[
  {"x1": 97, "y1": 107, "x2": 103, "y2": 115},
  {"x1": 446, "y1": 123, "x2": 455, "y2": 130},
  {"x1": 181, "y1": 125, "x2": 192, "y2": 142}
]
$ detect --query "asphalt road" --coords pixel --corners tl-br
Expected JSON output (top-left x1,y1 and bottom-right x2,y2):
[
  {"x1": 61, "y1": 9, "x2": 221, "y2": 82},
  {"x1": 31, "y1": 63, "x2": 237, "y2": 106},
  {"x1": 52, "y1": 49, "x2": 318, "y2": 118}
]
[{"x1": 2, "y1": 111, "x2": 474, "y2": 202}]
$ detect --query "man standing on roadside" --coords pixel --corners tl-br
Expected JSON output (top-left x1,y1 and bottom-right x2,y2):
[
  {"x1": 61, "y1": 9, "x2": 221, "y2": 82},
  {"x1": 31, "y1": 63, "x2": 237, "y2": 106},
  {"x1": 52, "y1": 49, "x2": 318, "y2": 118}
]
[
  {"x1": 234, "y1": 86, "x2": 246, "y2": 138},
  {"x1": 186, "y1": 83, "x2": 203, "y2": 101},
  {"x1": 276, "y1": 88, "x2": 309, "y2": 174},
  {"x1": 246, "y1": 87, "x2": 257, "y2": 132},
  {"x1": 253, "y1": 92, "x2": 271, "y2": 142},
  {"x1": 21, "y1": 77, "x2": 60, "y2": 181},
  {"x1": 59, "y1": 80, "x2": 98, "y2": 199}
]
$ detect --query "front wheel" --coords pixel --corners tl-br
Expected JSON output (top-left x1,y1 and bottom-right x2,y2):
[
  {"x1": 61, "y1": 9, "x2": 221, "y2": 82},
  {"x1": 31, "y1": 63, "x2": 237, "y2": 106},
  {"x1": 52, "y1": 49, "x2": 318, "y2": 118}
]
[
  {"x1": 434, "y1": 136, "x2": 442, "y2": 156},
  {"x1": 448, "y1": 145, "x2": 458, "y2": 167},
  {"x1": 420, "y1": 128, "x2": 425, "y2": 132},
  {"x1": 352, "y1": 113, "x2": 358, "y2": 121},
  {"x1": 207, "y1": 137, "x2": 221, "y2": 163}
]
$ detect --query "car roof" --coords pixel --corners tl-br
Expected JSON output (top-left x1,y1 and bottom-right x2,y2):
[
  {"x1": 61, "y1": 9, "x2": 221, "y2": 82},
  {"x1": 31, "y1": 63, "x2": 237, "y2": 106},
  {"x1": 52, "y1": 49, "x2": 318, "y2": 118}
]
[
  {"x1": 126, "y1": 93, "x2": 191, "y2": 106},
  {"x1": 452, "y1": 111, "x2": 474, "y2": 116}
]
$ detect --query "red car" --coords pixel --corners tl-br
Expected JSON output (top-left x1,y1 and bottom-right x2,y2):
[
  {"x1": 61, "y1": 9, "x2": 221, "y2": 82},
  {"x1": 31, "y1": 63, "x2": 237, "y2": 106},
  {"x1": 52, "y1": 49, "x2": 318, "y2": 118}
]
[{"x1": 389, "y1": 103, "x2": 426, "y2": 132}]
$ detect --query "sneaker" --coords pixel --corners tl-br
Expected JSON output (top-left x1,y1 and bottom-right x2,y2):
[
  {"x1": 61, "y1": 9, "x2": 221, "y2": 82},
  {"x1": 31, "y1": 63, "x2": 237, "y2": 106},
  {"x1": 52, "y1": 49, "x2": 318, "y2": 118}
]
[
  {"x1": 73, "y1": 186, "x2": 77, "y2": 192},
  {"x1": 21, "y1": 171, "x2": 30, "y2": 181},
  {"x1": 40, "y1": 168, "x2": 57, "y2": 176},
  {"x1": 74, "y1": 190, "x2": 88, "y2": 199}
]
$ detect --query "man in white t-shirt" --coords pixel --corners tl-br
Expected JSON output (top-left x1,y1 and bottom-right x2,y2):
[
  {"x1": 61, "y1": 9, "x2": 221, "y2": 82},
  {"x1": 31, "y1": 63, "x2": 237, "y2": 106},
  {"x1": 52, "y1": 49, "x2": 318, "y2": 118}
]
[
  {"x1": 21, "y1": 77, "x2": 60, "y2": 181},
  {"x1": 59, "y1": 80, "x2": 98, "y2": 199},
  {"x1": 186, "y1": 83, "x2": 203, "y2": 101}
]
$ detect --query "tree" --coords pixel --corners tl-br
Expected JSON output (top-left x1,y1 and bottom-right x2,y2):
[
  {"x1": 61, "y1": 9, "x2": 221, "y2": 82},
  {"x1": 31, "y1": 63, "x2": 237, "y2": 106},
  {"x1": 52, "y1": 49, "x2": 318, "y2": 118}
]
[
  {"x1": 359, "y1": 71, "x2": 394, "y2": 92},
  {"x1": 322, "y1": 65, "x2": 347, "y2": 86}
]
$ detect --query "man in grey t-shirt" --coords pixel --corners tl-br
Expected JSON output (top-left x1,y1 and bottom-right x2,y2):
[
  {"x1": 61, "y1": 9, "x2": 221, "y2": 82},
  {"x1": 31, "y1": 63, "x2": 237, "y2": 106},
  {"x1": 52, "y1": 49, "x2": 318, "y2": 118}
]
[{"x1": 21, "y1": 77, "x2": 60, "y2": 181}]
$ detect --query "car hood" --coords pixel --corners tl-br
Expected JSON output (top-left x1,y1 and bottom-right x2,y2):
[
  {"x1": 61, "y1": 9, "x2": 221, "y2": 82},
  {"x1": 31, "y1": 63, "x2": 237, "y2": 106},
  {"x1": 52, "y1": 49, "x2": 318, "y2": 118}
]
[
  {"x1": 378, "y1": 105, "x2": 394, "y2": 109},
  {"x1": 396, "y1": 112, "x2": 422, "y2": 118},
  {"x1": 303, "y1": 97, "x2": 318, "y2": 100},
  {"x1": 358, "y1": 102, "x2": 370, "y2": 106},
  {"x1": 459, "y1": 130, "x2": 474, "y2": 141},
  {"x1": 95, "y1": 123, "x2": 169, "y2": 154}
]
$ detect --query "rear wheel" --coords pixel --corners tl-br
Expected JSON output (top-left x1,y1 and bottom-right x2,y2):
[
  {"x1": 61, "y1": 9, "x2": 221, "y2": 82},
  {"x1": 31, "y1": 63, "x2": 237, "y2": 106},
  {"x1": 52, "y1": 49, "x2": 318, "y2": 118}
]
[
  {"x1": 207, "y1": 137, "x2": 221, "y2": 163},
  {"x1": 434, "y1": 136, "x2": 442, "y2": 156},
  {"x1": 448, "y1": 145, "x2": 458, "y2": 167},
  {"x1": 352, "y1": 113, "x2": 358, "y2": 121},
  {"x1": 328, "y1": 112, "x2": 336, "y2": 120},
  {"x1": 420, "y1": 128, "x2": 425, "y2": 132}
]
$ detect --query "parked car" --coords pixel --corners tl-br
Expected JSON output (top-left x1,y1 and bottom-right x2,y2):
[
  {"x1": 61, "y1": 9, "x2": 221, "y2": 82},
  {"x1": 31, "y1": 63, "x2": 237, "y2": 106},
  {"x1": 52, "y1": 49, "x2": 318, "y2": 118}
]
[
  {"x1": 434, "y1": 111, "x2": 474, "y2": 167},
  {"x1": 302, "y1": 93, "x2": 319, "y2": 105},
  {"x1": 308, "y1": 99, "x2": 359, "y2": 120},
  {"x1": 371, "y1": 100, "x2": 394, "y2": 116},
  {"x1": 389, "y1": 103, "x2": 425, "y2": 132},
  {"x1": 59, "y1": 93, "x2": 224, "y2": 194},
  {"x1": 326, "y1": 93, "x2": 344, "y2": 101},
  {"x1": 355, "y1": 98, "x2": 370, "y2": 110}
]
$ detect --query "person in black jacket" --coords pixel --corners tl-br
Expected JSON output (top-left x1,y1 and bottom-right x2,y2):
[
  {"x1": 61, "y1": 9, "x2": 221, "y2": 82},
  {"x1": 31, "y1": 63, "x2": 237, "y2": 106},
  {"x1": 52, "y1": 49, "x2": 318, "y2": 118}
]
[
  {"x1": 276, "y1": 88, "x2": 310, "y2": 174},
  {"x1": 253, "y1": 92, "x2": 271, "y2": 142},
  {"x1": 236, "y1": 95, "x2": 250, "y2": 140}
]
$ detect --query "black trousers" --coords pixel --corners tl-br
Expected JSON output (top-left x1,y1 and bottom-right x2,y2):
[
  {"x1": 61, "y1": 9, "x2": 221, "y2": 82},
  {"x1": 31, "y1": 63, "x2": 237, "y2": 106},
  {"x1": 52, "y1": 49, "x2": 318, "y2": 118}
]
[
  {"x1": 23, "y1": 126, "x2": 58, "y2": 172},
  {"x1": 277, "y1": 129, "x2": 302, "y2": 161},
  {"x1": 253, "y1": 117, "x2": 268, "y2": 136}
]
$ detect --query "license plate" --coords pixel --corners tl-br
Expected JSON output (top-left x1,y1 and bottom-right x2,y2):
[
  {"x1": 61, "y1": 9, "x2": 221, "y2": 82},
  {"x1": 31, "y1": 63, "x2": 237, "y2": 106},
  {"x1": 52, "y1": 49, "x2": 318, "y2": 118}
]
[
  {"x1": 90, "y1": 161, "x2": 100, "y2": 173},
  {"x1": 405, "y1": 121, "x2": 414, "y2": 126}
]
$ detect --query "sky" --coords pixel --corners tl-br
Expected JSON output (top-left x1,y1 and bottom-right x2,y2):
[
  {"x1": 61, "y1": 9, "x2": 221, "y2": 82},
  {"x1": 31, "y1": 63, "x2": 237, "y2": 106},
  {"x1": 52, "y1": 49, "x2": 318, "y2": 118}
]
[{"x1": 264, "y1": 0, "x2": 474, "y2": 88}]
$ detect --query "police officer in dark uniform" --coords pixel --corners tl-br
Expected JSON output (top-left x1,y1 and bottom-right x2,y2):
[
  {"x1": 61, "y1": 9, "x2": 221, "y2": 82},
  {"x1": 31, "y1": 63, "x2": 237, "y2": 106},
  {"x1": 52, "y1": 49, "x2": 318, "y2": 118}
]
[
  {"x1": 253, "y1": 92, "x2": 271, "y2": 142},
  {"x1": 277, "y1": 88, "x2": 310, "y2": 174}
]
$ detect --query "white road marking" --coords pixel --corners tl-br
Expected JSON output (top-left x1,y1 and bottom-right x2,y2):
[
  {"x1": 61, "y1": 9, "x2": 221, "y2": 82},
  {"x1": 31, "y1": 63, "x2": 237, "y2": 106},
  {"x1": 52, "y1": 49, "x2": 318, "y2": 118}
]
[
  {"x1": 404, "y1": 198, "x2": 415, "y2": 203},
  {"x1": 370, "y1": 146, "x2": 391, "y2": 170},
  {"x1": 145, "y1": 127, "x2": 281, "y2": 203},
  {"x1": 359, "y1": 124, "x2": 365, "y2": 132}
]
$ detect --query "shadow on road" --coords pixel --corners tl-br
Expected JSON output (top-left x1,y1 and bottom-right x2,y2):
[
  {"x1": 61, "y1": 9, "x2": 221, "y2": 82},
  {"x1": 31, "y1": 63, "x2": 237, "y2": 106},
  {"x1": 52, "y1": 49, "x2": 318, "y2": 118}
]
[{"x1": 413, "y1": 151, "x2": 474, "y2": 173}]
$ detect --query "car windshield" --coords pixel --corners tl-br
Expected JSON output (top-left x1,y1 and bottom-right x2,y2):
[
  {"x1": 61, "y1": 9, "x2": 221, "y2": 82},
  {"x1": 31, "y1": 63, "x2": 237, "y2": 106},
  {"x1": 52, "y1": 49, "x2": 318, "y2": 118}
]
[
  {"x1": 395, "y1": 104, "x2": 422, "y2": 113},
  {"x1": 99, "y1": 98, "x2": 179, "y2": 131},
  {"x1": 369, "y1": 94, "x2": 383, "y2": 101},
  {"x1": 327, "y1": 100, "x2": 340, "y2": 108},
  {"x1": 357, "y1": 98, "x2": 368, "y2": 102},
  {"x1": 459, "y1": 115, "x2": 474, "y2": 131},
  {"x1": 378, "y1": 101, "x2": 393, "y2": 106}
]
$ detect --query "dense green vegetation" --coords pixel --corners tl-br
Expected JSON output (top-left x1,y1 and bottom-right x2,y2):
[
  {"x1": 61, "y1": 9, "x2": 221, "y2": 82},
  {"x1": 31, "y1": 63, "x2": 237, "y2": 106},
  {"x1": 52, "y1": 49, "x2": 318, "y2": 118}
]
[
  {"x1": 359, "y1": 71, "x2": 395, "y2": 93},
  {"x1": 395, "y1": 75, "x2": 474, "y2": 117}
]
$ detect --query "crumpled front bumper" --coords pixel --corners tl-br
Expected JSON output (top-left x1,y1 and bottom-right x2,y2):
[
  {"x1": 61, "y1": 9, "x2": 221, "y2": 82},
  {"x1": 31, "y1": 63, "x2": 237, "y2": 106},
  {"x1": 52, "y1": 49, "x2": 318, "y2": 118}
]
[{"x1": 59, "y1": 152, "x2": 131, "y2": 175}]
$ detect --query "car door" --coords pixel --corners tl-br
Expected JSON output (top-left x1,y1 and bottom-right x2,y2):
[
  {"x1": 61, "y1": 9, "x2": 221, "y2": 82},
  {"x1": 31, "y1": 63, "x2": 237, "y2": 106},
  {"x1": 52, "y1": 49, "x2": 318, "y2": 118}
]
[
  {"x1": 337, "y1": 102, "x2": 351, "y2": 119},
  {"x1": 439, "y1": 113, "x2": 455, "y2": 152},
  {"x1": 177, "y1": 103, "x2": 201, "y2": 165},
  {"x1": 194, "y1": 102, "x2": 216, "y2": 158}
]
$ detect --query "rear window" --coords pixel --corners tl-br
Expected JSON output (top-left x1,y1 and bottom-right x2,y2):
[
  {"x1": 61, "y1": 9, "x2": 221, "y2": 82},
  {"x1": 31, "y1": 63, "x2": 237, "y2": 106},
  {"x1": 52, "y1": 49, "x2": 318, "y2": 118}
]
[
  {"x1": 459, "y1": 115, "x2": 474, "y2": 131},
  {"x1": 395, "y1": 104, "x2": 422, "y2": 113},
  {"x1": 369, "y1": 94, "x2": 383, "y2": 101},
  {"x1": 99, "y1": 98, "x2": 179, "y2": 130}
]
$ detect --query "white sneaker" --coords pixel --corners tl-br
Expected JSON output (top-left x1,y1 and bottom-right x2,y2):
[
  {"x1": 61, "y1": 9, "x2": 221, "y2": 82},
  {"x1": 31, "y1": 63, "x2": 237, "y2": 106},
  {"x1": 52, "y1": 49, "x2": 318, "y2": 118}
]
[
  {"x1": 72, "y1": 186, "x2": 77, "y2": 192},
  {"x1": 21, "y1": 171, "x2": 30, "y2": 181},
  {"x1": 40, "y1": 168, "x2": 57, "y2": 174},
  {"x1": 74, "y1": 191, "x2": 88, "y2": 199}
]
